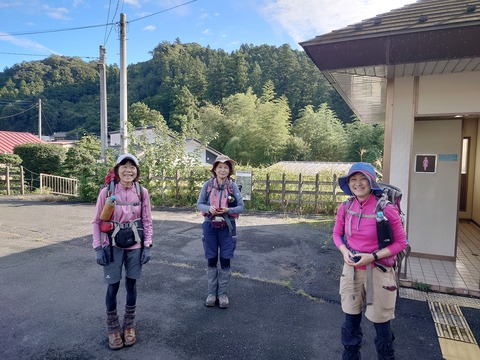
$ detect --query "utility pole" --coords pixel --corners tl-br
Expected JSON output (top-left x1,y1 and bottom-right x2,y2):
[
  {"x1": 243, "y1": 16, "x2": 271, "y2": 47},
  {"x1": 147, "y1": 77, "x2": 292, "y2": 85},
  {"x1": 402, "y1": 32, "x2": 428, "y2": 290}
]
[
  {"x1": 119, "y1": 13, "x2": 128, "y2": 154},
  {"x1": 98, "y1": 45, "x2": 108, "y2": 162},
  {"x1": 38, "y1": 98, "x2": 42, "y2": 140}
]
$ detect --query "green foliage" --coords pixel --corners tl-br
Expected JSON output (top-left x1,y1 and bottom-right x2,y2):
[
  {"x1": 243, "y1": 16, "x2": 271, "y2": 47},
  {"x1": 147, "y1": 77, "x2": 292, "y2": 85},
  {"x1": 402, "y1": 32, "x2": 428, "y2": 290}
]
[
  {"x1": 345, "y1": 119, "x2": 384, "y2": 164},
  {"x1": 1, "y1": 42, "x2": 352, "y2": 138},
  {"x1": 125, "y1": 113, "x2": 203, "y2": 204},
  {"x1": 1, "y1": 42, "x2": 385, "y2": 195},
  {"x1": 13, "y1": 143, "x2": 66, "y2": 175},
  {"x1": 293, "y1": 104, "x2": 348, "y2": 161},
  {"x1": 62, "y1": 135, "x2": 102, "y2": 178},
  {"x1": 197, "y1": 88, "x2": 291, "y2": 166},
  {"x1": 78, "y1": 162, "x2": 112, "y2": 202},
  {"x1": 412, "y1": 281, "x2": 431, "y2": 292},
  {"x1": 0, "y1": 153, "x2": 22, "y2": 166},
  {"x1": 13, "y1": 143, "x2": 66, "y2": 190}
]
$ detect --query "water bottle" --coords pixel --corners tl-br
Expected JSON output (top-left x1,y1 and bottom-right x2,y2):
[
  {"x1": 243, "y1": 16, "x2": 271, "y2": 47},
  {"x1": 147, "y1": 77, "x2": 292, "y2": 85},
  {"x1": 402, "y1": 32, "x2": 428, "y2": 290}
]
[
  {"x1": 100, "y1": 195, "x2": 116, "y2": 221},
  {"x1": 376, "y1": 211, "x2": 393, "y2": 248}
]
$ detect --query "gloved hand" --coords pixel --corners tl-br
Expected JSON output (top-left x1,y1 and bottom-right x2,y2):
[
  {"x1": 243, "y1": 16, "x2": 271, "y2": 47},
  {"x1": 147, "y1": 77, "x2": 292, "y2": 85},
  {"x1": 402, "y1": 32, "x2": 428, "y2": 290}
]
[
  {"x1": 95, "y1": 246, "x2": 107, "y2": 266},
  {"x1": 141, "y1": 247, "x2": 151, "y2": 265}
]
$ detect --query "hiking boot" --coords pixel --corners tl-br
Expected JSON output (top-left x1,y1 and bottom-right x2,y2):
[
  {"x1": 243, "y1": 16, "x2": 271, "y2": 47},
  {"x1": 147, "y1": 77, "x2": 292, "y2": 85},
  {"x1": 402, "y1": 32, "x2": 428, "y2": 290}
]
[
  {"x1": 205, "y1": 294, "x2": 217, "y2": 307},
  {"x1": 123, "y1": 327, "x2": 136, "y2": 346},
  {"x1": 122, "y1": 305, "x2": 136, "y2": 346},
  {"x1": 108, "y1": 331, "x2": 123, "y2": 350},
  {"x1": 107, "y1": 310, "x2": 123, "y2": 350},
  {"x1": 218, "y1": 294, "x2": 229, "y2": 308}
]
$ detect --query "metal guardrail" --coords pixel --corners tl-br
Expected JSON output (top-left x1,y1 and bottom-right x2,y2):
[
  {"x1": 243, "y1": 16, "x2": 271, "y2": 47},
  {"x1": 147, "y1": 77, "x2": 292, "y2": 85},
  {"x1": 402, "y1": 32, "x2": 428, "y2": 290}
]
[{"x1": 40, "y1": 173, "x2": 79, "y2": 197}]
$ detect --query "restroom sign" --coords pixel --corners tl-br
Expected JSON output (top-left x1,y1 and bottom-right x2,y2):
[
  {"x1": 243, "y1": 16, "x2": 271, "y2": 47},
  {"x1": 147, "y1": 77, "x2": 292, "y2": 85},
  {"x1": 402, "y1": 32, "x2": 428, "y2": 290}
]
[{"x1": 414, "y1": 154, "x2": 437, "y2": 173}]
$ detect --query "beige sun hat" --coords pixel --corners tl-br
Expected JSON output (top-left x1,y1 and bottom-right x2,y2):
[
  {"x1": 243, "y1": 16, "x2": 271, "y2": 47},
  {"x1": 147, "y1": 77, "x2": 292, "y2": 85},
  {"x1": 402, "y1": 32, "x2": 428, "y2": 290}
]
[{"x1": 211, "y1": 154, "x2": 236, "y2": 175}]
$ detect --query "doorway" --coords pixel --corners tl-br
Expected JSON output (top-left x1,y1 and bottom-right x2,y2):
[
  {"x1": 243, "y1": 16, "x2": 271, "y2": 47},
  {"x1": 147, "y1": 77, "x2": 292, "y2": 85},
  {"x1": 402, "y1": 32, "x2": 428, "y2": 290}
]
[{"x1": 459, "y1": 118, "x2": 478, "y2": 222}]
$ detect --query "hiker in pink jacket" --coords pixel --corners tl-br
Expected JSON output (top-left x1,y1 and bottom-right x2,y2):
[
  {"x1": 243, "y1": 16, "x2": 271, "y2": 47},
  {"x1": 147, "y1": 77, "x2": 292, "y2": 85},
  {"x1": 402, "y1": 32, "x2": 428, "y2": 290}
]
[
  {"x1": 332, "y1": 162, "x2": 408, "y2": 360},
  {"x1": 92, "y1": 153, "x2": 153, "y2": 350}
]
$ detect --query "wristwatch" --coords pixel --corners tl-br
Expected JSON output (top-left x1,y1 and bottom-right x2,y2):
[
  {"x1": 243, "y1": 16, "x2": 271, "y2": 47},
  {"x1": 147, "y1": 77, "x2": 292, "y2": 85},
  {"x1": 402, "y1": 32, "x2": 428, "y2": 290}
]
[{"x1": 372, "y1": 252, "x2": 379, "y2": 261}]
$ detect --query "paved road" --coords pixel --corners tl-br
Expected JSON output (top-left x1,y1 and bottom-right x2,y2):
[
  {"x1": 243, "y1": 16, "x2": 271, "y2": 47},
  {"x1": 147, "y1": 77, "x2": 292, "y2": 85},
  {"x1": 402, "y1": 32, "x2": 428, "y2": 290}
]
[{"x1": 0, "y1": 197, "x2": 478, "y2": 359}]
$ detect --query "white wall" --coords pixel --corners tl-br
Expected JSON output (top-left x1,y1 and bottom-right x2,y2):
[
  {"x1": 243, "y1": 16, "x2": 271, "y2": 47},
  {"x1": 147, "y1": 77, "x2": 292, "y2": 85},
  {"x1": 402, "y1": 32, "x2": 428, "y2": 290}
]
[
  {"x1": 417, "y1": 72, "x2": 480, "y2": 116},
  {"x1": 408, "y1": 120, "x2": 462, "y2": 258},
  {"x1": 109, "y1": 128, "x2": 158, "y2": 146},
  {"x1": 387, "y1": 77, "x2": 415, "y2": 229}
]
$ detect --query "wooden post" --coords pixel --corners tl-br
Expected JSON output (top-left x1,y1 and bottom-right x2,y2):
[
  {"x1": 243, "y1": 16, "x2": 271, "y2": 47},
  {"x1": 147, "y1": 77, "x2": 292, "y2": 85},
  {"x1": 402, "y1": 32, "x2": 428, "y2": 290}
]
[
  {"x1": 298, "y1": 173, "x2": 303, "y2": 209},
  {"x1": 333, "y1": 174, "x2": 337, "y2": 205},
  {"x1": 281, "y1": 173, "x2": 286, "y2": 211},
  {"x1": 266, "y1": 173, "x2": 270, "y2": 206},
  {"x1": 162, "y1": 169, "x2": 166, "y2": 197},
  {"x1": 175, "y1": 169, "x2": 180, "y2": 198},
  {"x1": 20, "y1": 166, "x2": 25, "y2": 195},
  {"x1": 6, "y1": 166, "x2": 10, "y2": 195},
  {"x1": 314, "y1": 173, "x2": 319, "y2": 213}
]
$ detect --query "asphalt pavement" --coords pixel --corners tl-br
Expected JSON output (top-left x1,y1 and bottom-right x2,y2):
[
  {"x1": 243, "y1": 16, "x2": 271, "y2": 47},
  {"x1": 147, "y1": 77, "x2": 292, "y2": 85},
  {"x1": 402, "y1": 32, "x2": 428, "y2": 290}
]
[{"x1": 0, "y1": 196, "x2": 478, "y2": 359}]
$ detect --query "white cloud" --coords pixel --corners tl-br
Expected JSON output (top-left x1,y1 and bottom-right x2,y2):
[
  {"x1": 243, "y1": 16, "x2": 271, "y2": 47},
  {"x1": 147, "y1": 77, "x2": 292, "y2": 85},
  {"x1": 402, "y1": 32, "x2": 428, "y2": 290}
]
[
  {"x1": 0, "y1": 1, "x2": 22, "y2": 9},
  {"x1": 143, "y1": 25, "x2": 156, "y2": 31},
  {"x1": 0, "y1": 32, "x2": 59, "y2": 55},
  {"x1": 42, "y1": 5, "x2": 70, "y2": 20},
  {"x1": 124, "y1": 0, "x2": 141, "y2": 7},
  {"x1": 258, "y1": 0, "x2": 416, "y2": 43}
]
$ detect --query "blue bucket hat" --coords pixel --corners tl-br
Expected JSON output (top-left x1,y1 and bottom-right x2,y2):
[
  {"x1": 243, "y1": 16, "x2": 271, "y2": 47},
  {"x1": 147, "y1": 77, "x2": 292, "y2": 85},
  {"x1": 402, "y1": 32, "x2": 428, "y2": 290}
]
[{"x1": 338, "y1": 162, "x2": 382, "y2": 196}]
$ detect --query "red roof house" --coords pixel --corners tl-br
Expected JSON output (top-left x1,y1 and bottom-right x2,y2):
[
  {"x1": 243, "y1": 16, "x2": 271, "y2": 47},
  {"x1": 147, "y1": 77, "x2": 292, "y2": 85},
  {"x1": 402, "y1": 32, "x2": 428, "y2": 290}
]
[{"x1": 0, "y1": 131, "x2": 45, "y2": 154}]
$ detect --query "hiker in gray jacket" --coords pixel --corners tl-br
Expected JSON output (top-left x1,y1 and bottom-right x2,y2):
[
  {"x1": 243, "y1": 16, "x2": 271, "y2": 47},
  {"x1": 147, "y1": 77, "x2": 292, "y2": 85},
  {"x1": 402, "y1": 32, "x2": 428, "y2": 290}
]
[{"x1": 197, "y1": 155, "x2": 244, "y2": 308}]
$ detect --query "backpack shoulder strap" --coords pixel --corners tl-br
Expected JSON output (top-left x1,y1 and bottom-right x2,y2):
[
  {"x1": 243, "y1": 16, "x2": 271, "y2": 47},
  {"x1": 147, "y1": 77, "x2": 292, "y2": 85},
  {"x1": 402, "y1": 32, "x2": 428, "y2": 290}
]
[
  {"x1": 227, "y1": 178, "x2": 234, "y2": 194},
  {"x1": 135, "y1": 182, "x2": 142, "y2": 200},
  {"x1": 206, "y1": 177, "x2": 214, "y2": 197},
  {"x1": 374, "y1": 191, "x2": 390, "y2": 214},
  {"x1": 107, "y1": 179, "x2": 115, "y2": 197}
]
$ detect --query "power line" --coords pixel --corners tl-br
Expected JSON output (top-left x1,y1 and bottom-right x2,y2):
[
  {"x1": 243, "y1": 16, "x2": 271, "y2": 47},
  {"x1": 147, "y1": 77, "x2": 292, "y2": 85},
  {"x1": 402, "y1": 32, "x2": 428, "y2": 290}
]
[
  {"x1": 0, "y1": 0, "x2": 200, "y2": 37},
  {"x1": 0, "y1": 52, "x2": 97, "y2": 61},
  {"x1": 104, "y1": 0, "x2": 121, "y2": 46},
  {"x1": 0, "y1": 103, "x2": 37, "y2": 120},
  {"x1": 0, "y1": 100, "x2": 36, "y2": 105},
  {"x1": 104, "y1": 0, "x2": 113, "y2": 45},
  {"x1": 0, "y1": 22, "x2": 116, "y2": 37},
  {"x1": 0, "y1": 0, "x2": 200, "y2": 64}
]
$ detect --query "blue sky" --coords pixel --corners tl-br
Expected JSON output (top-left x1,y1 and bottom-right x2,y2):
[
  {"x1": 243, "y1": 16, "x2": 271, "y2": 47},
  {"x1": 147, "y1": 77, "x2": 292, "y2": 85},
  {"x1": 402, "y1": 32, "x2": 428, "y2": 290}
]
[{"x1": 0, "y1": 0, "x2": 415, "y2": 71}]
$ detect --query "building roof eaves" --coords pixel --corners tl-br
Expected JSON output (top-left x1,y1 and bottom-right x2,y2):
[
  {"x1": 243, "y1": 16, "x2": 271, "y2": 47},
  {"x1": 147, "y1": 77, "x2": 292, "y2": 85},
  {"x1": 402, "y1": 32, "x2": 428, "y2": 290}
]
[{"x1": 300, "y1": 19, "x2": 480, "y2": 46}]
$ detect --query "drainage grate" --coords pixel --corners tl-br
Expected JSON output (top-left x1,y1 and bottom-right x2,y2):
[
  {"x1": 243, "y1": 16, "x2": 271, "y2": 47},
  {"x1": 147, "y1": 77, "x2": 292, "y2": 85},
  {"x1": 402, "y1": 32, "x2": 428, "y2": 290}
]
[{"x1": 428, "y1": 301, "x2": 478, "y2": 344}]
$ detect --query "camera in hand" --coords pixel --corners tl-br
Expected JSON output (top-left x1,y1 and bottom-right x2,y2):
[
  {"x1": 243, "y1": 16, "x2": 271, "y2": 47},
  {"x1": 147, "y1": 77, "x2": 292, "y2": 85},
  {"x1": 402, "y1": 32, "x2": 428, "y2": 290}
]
[{"x1": 350, "y1": 255, "x2": 361, "y2": 263}]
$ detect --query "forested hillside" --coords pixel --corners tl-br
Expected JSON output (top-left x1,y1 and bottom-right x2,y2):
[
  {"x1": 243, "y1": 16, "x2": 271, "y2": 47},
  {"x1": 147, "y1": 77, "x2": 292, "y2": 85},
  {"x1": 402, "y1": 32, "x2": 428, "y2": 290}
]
[{"x1": 0, "y1": 40, "x2": 384, "y2": 166}]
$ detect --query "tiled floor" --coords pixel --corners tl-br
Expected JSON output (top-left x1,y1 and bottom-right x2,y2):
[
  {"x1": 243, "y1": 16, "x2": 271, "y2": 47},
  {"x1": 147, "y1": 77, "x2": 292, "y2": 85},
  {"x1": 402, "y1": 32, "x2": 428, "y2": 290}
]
[{"x1": 400, "y1": 221, "x2": 480, "y2": 298}]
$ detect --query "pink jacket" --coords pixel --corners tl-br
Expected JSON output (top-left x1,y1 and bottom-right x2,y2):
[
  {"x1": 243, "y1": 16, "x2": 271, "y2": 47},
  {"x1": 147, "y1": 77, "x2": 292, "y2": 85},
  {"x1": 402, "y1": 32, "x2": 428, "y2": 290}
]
[
  {"x1": 92, "y1": 183, "x2": 153, "y2": 249},
  {"x1": 332, "y1": 194, "x2": 407, "y2": 268}
]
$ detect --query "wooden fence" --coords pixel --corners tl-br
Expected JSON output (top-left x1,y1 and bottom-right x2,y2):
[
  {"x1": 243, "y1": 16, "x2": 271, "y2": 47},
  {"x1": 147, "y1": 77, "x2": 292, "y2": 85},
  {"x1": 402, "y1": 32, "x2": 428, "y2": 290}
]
[
  {"x1": 0, "y1": 165, "x2": 25, "y2": 195},
  {"x1": 150, "y1": 170, "x2": 347, "y2": 214}
]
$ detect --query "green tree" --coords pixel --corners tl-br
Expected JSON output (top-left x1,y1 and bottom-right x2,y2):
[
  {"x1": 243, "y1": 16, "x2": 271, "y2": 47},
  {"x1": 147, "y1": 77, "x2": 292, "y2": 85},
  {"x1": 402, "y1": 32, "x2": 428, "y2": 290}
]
[
  {"x1": 293, "y1": 104, "x2": 347, "y2": 161},
  {"x1": 129, "y1": 102, "x2": 166, "y2": 128},
  {"x1": 169, "y1": 86, "x2": 199, "y2": 134},
  {"x1": 345, "y1": 119, "x2": 384, "y2": 163},
  {"x1": 62, "y1": 135, "x2": 101, "y2": 178},
  {"x1": 13, "y1": 143, "x2": 66, "y2": 190}
]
